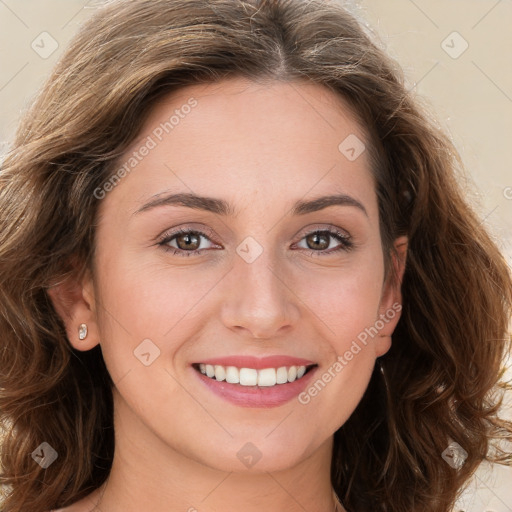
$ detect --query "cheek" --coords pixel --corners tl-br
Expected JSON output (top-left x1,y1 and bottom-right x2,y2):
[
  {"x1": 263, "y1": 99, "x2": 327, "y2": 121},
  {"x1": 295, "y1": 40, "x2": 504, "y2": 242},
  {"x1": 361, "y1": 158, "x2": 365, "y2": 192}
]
[
  {"x1": 293, "y1": 252, "x2": 384, "y2": 420},
  {"x1": 97, "y1": 246, "x2": 211, "y2": 333},
  {"x1": 92, "y1": 250, "x2": 224, "y2": 382},
  {"x1": 294, "y1": 253, "x2": 384, "y2": 348}
]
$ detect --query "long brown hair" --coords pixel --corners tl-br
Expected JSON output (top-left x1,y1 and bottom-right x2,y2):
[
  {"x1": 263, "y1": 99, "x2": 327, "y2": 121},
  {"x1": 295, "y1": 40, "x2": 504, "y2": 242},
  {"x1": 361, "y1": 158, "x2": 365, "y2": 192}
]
[{"x1": 1, "y1": 1, "x2": 511, "y2": 511}]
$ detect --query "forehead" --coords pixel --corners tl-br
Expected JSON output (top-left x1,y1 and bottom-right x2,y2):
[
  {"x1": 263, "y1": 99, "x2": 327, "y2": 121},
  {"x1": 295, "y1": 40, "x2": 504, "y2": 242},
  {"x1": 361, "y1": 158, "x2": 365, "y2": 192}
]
[
  {"x1": 140, "y1": 76, "x2": 367, "y2": 144},
  {"x1": 100, "y1": 77, "x2": 377, "y2": 220}
]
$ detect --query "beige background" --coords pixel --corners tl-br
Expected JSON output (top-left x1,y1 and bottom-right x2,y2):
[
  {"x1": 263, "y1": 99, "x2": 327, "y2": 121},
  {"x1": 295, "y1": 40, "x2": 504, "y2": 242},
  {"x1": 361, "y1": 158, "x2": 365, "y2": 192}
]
[{"x1": 0, "y1": 1, "x2": 511, "y2": 511}]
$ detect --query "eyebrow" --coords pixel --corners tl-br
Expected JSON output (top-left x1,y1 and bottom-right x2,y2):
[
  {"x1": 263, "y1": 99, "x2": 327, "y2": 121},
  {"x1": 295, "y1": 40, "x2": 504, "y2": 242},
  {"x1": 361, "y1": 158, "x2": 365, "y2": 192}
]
[{"x1": 134, "y1": 192, "x2": 368, "y2": 217}]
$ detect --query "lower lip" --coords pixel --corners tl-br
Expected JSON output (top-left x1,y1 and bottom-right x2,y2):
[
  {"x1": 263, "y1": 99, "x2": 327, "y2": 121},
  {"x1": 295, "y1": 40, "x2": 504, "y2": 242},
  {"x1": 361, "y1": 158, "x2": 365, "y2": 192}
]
[{"x1": 193, "y1": 366, "x2": 318, "y2": 408}]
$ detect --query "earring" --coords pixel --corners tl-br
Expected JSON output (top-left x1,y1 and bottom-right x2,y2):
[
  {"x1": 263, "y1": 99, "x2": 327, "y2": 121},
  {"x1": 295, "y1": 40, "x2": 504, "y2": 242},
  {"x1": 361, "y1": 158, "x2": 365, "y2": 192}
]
[{"x1": 78, "y1": 323, "x2": 88, "y2": 340}]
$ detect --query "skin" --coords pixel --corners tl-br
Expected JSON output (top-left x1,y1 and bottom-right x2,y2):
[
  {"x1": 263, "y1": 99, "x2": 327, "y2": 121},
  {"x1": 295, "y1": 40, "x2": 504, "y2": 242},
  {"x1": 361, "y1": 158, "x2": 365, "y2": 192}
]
[{"x1": 48, "y1": 76, "x2": 407, "y2": 512}]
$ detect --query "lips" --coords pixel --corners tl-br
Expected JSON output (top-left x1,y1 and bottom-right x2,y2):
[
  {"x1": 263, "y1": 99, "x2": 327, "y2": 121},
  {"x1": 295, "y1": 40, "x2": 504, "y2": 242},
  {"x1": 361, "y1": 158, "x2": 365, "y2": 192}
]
[{"x1": 191, "y1": 355, "x2": 318, "y2": 407}]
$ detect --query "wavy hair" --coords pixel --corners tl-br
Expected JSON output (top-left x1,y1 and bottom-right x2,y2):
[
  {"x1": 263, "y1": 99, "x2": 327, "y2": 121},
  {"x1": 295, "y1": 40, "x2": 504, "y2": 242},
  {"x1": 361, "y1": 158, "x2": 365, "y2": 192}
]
[{"x1": 0, "y1": 0, "x2": 511, "y2": 511}]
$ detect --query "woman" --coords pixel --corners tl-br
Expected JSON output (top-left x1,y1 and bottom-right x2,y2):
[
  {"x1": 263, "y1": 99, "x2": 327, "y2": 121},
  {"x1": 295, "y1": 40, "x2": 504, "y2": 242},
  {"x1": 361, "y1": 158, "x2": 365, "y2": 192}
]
[{"x1": 0, "y1": 1, "x2": 510, "y2": 511}]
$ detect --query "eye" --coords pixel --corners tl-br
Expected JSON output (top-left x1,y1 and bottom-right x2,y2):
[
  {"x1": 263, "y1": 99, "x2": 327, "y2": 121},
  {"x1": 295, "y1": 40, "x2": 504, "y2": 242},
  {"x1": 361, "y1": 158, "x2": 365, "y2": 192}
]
[
  {"x1": 156, "y1": 226, "x2": 353, "y2": 257},
  {"x1": 294, "y1": 228, "x2": 353, "y2": 256},
  {"x1": 157, "y1": 228, "x2": 218, "y2": 257}
]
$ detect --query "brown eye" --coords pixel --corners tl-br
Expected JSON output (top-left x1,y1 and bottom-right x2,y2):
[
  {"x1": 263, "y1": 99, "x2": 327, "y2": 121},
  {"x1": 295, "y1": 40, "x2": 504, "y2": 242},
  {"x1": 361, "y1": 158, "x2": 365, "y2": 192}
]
[
  {"x1": 305, "y1": 232, "x2": 330, "y2": 251},
  {"x1": 158, "y1": 228, "x2": 218, "y2": 257},
  {"x1": 175, "y1": 232, "x2": 201, "y2": 251},
  {"x1": 295, "y1": 228, "x2": 353, "y2": 255}
]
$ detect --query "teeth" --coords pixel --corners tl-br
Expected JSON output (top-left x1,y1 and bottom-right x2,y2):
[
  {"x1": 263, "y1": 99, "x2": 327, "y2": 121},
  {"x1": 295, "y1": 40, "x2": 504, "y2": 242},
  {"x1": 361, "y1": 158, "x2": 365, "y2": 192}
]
[
  {"x1": 214, "y1": 365, "x2": 226, "y2": 381},
  {"x1": 225, "y1": 366, "x2": 239, "y2": 384},
  {"x1": 276, "y1": 366, "x2": 288, "y2": 384},
  {"x1": 258, "y1": 368, "x2": 276, "y2": 387},
  {"x1": 197, "y1": 364, "x2": 309, "y2": 386},
  {"x1": 240, "y1": 368, "x2": 258, "y2": 386}
]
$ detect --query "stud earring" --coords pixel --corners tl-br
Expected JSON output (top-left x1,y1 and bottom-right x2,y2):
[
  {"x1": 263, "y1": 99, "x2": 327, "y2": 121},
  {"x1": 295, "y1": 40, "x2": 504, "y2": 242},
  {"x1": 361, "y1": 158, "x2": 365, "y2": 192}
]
[{"x1": 78, "y1": 323, "x2": 88, "y2": 340}]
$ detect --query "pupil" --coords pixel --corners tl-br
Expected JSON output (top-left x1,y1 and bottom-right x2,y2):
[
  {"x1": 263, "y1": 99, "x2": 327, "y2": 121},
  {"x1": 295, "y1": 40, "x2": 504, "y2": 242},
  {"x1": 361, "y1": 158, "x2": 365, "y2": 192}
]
[
  {"x1": 178, "y1": 233, "x2": 199, "y2": 250},
  {"x1": 309, "y1": 233, "x2": 328, "y2": 250}
]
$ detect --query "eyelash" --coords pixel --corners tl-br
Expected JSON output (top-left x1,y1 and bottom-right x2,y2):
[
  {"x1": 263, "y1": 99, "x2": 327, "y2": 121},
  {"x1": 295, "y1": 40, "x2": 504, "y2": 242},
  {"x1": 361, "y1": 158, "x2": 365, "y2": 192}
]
[{"x1": 156, "y1": 226, "x2": 354, "y2": 257}]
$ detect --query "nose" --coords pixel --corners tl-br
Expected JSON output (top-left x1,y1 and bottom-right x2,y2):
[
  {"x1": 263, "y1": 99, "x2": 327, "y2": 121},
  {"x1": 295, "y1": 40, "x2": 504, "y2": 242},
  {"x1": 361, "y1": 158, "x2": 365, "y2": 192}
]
[{"x1": 219, "y1": 249, "x2": 299, "y2": 340}]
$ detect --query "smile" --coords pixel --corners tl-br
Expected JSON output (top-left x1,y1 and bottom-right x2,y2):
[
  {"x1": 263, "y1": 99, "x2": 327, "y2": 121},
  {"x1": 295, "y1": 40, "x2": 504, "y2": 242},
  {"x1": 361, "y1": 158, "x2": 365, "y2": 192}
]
[
  {"x1": 191, "y1": 355, "x2": 319, "y2": 407},
  {"x1": 194, "y1": 363, "x2": 314, "y2": 387}
]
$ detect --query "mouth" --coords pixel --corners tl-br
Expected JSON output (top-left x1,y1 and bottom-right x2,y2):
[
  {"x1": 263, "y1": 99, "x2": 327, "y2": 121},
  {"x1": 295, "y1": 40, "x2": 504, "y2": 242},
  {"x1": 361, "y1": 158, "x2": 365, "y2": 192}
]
[
  {"x1": 192, "y1": 362, "x2": 317, "y2": 387},
  {"x1": 191, "y1": 356, "x2": 319, "y2": 408}
]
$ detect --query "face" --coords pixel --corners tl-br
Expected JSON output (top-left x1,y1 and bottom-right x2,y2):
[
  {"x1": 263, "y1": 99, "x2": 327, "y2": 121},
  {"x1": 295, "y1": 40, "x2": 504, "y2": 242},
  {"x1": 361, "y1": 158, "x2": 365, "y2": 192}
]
[{"x1": 52, "y1": 77, "x2": 406, "y2": 474}]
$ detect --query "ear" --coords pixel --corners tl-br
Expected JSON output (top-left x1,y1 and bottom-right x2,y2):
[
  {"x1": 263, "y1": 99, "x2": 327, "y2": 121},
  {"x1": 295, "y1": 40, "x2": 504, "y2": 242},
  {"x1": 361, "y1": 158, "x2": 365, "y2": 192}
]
[
  {"x1": 374, "y1": 235, "x2": 408, "y2": 357},
  {"x1": 46, "y1": 267, "x2": 100, "y2": 351}
]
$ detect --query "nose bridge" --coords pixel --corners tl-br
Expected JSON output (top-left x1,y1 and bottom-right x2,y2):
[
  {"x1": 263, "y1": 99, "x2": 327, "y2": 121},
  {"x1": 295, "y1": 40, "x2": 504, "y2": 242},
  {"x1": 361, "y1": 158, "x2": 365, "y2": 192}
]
[{"x1": 220, "y1": 236, "x2": 298, "y2": 338}]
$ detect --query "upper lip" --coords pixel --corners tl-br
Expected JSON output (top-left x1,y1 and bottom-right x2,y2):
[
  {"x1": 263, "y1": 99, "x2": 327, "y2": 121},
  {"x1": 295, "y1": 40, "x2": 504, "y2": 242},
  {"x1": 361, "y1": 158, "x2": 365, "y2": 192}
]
[{"x1": 194, "y1": 355, "x2": 316, "y2": 369}]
